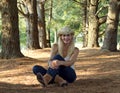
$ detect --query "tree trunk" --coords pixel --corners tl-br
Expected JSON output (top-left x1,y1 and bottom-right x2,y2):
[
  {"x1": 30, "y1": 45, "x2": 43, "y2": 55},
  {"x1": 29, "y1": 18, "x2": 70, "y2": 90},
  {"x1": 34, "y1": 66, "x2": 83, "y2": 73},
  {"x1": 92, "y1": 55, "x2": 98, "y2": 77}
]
[
  {"x1": 102, "y1": 0, "x2": 120, "y2": 51},
  {"x1": 23, "y1": 0, "x2": 40, "y2": 49},
  {"x1": 46, "y1": 0, "x2": 53, "y2": 48},
  {"x1": 82, "y1": 0, "x2": 88, "y2": 47},
  {"x1": 37, "y1": 1, "x2": 47, "y2": 48},
  {"x1": 1, "y1": 0, "x2": 24, "y2": 59},
  {"x1": 87, "y1": 0, "x2": 99, "y2": 48}
]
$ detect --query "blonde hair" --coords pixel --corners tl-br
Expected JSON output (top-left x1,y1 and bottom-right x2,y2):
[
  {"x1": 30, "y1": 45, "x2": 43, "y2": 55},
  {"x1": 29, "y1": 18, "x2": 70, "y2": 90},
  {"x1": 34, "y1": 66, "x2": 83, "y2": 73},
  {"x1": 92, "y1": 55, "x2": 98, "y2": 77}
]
[{"x1": 57, "y1": 26, "x2": 75, "y2": 57}]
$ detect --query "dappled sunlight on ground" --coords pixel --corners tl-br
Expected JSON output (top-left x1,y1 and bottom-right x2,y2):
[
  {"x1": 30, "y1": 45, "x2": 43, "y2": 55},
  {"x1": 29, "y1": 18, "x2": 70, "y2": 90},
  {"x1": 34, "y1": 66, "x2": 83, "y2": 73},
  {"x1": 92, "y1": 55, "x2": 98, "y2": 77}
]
[
  {"x1": 22, "y1": 48, "x2": 50, "y2": 59},
  {"x1": 0, "y1": 48, "x2": 120, "y2": 93}
]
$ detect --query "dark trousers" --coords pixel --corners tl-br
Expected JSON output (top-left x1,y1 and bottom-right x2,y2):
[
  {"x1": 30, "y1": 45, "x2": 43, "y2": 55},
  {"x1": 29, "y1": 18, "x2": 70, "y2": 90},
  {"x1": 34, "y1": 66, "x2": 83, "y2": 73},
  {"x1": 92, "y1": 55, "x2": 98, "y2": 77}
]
[{"x1": 32, "y1": 54, "x2": 76, "y2": 83}]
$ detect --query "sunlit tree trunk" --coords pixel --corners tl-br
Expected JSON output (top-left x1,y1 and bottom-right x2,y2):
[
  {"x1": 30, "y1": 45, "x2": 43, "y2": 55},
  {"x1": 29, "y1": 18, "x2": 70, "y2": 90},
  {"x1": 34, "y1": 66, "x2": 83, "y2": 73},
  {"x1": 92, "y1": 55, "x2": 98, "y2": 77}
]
[
  {"x1": 1, "y1": 0, "x2": 24, "y2": 59},
  {"x1": 87, "y1": 0, "x2": 99, "y2": 48},
  {"x1": 102, "y1": 0, "x2": 120, "y2": 51}
]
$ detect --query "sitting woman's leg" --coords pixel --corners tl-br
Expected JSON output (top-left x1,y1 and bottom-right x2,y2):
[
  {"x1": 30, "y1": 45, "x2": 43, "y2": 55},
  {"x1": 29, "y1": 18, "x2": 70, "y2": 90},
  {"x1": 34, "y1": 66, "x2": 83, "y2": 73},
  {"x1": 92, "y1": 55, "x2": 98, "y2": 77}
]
[
  {"x1": 33, "y1": 55, "x2": 68, "y2": 87},
  {"x1": 38, "y1": 54, "x2": 67, "y2": 87},
  {"x1": 52, "y1": 54, "x2": 65, "y2": 61},
  {"x1": 51, "y1": 54, "x2": 68, "y2": 86},
  {"x1": 52, "y1": 54, "x2": 76, "y2": 83},
  {"x1": 59, "y1": 66, "x2": 77, "y2": 83},
  {"x1": 32, "y1": 65, "x2": 47, "y2": 75}
]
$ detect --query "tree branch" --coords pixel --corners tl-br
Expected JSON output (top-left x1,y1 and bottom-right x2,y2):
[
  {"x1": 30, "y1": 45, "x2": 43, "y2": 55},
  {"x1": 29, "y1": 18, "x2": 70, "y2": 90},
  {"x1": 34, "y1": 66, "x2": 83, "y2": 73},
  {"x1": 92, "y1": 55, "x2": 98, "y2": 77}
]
[
  {"x1": 71, "y1": 0, "x2": 80, "y2": 4},
  {"x1": 95, "y1": 4, "x2": 109, "y2": 16},
  {"x1": 99, "y1": 16, "x2": 107, "y2": 26},
  {"x1": 17, "y1": 1, "x2": 28, "y2": 18}
]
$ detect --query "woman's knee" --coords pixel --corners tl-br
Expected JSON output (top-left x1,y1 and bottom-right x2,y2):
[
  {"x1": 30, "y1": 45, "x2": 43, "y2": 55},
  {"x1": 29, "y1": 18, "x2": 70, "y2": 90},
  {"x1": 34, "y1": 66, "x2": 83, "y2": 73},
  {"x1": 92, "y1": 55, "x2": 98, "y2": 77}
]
[
  {"x1": 68, "y1": 74, "x2": 77, "y2": 83},
  {"x1": 59, "y1": 67, "x2": 77, "y2": 83},
  {"x1": 33, "y1": 65, "x2": 47, "y2": 75},
  {"x1": 32, "y1": 65, "x2": 40, "y2": 75},
  {"x1": 52, "y1": 54, "x2": 65, "y2": 61}
]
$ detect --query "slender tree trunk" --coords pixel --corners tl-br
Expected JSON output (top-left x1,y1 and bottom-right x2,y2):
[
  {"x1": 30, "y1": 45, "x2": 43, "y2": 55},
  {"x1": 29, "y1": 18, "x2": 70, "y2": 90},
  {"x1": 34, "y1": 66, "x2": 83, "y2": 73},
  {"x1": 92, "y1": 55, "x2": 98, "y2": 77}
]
[
  {"x1": 47, "y1": 0, "x2": 53, "y2": 48},
  {"x1": 87, "y1": 0, "x2": 99, "y2": 48},
  {"x1": 37, "y1": 1, "x2": 47, "y2": 48},
  {"x1": 82, "y1": 0, "x2": 88, "y2": 47},
  {"x1": 102, "y1": 0, "x2": 120, "y2": 51},
  {"x1": 1, "y1": 0, "x2": 24, "y2": 59}
]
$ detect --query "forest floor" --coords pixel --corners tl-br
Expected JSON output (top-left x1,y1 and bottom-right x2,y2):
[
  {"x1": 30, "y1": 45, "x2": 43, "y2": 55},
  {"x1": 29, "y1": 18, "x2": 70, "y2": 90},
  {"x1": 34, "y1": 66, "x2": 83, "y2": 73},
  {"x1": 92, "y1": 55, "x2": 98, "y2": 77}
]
[{"x1": 0, "y1": 48, "x2": 120, "y2": 93}]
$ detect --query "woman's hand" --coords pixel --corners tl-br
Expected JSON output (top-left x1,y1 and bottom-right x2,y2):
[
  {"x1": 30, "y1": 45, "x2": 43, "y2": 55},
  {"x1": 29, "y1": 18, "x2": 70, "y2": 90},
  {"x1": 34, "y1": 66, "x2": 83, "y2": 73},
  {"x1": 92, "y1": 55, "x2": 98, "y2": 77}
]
[{"x1": 49, "y1": 60, "x2": 60, "y2": 69}]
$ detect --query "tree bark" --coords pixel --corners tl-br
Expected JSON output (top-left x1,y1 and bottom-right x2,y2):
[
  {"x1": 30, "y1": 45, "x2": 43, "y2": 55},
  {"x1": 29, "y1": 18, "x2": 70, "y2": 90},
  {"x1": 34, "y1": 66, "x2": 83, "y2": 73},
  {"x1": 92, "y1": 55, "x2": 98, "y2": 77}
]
[
  {"x1": 82, "y1": 0, "x2": 88, "y2": 47},
  {"x1": 37, "y1": 1, "x2": 47, "y2": 48},
  {"x1": 23, "y1": 0, "x2": 40, "y2": 49},
  {"x1": 87, "y1": 0, "x2": 99, "y2": 48},
  {"x1": 1, "y1": 0, "x2": 24, "y2": 59},
  {"x1": 102, "y1": 0, "x2": 120, "y2": 51}
]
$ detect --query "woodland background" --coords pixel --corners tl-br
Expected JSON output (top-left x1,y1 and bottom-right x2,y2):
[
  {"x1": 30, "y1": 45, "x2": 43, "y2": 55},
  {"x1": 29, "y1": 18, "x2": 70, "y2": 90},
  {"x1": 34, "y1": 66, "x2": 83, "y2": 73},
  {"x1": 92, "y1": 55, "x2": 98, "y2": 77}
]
[
  {"x1": 0, "y1": 0, "x2": 120, "y2": 93},
  {"x1": 0, "y1": 0, "x2": 120, "y2": 58}
]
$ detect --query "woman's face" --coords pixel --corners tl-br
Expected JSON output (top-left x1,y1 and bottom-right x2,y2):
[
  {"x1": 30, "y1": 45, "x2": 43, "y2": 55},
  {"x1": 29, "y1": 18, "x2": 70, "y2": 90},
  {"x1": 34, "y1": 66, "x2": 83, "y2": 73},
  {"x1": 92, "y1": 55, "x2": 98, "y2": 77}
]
[{"x1": 61, "y1": 34, "x2": 73, "y2": 44}]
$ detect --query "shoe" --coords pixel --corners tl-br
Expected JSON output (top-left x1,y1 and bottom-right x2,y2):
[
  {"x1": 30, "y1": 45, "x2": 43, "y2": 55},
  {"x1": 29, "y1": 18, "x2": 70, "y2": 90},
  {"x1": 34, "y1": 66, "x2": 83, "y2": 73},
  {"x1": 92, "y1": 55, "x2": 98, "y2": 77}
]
[
  {"x1": 36, "y1": 73, "x2": 52, "y2": 87},
  {"x1": 36, "y1": 73, "x2": 46, "y2": 87},
  {"x1": 54, "y1": 75, "x2": 68, "y2": 87}
]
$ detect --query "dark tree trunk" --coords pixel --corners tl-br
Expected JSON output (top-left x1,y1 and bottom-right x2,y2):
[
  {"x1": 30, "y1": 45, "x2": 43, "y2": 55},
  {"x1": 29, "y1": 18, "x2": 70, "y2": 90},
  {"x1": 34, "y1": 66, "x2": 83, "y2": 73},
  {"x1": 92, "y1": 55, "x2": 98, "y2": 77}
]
[
  {"x1": 46, "y1": 0, "x2": 53, "y2": 48},
  {"x1": 37, "y1": 1, "x2": 47, "y2": 48},
  {"x1": 82, "y1": 0, "x2": 88, "y2": 47},
  {"x1": 23, "y1": 0, "x2": 40, "y2": 49},
  {"x1": 102, "y1": 0, "x2": 120, "y2": 51},
  {"x1": 1, "y1": 0, "x2": 24, "y2": 59}
]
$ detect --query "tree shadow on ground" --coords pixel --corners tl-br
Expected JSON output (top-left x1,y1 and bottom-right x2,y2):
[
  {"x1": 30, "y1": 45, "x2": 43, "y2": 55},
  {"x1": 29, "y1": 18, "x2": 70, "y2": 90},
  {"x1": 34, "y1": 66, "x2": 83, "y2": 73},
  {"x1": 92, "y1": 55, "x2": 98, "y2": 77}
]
[{"x1": 0, "y1": 77, "x2": 119, "y2": 93}]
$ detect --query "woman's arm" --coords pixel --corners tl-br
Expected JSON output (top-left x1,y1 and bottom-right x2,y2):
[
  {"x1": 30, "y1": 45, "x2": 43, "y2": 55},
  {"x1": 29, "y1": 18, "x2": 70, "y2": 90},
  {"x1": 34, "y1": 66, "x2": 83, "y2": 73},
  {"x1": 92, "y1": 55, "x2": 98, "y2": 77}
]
[{"x1": 52, "y1": 47, "x2": 79, "y2": 67}]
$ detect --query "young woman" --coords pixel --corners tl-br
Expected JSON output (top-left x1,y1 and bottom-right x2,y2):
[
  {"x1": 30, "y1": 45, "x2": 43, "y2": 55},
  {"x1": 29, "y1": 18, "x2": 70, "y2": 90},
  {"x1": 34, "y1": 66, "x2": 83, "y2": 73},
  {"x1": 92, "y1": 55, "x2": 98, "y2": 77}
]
[{"x1": 32, "y1": 26, "x2": 79, "y2": 87}]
